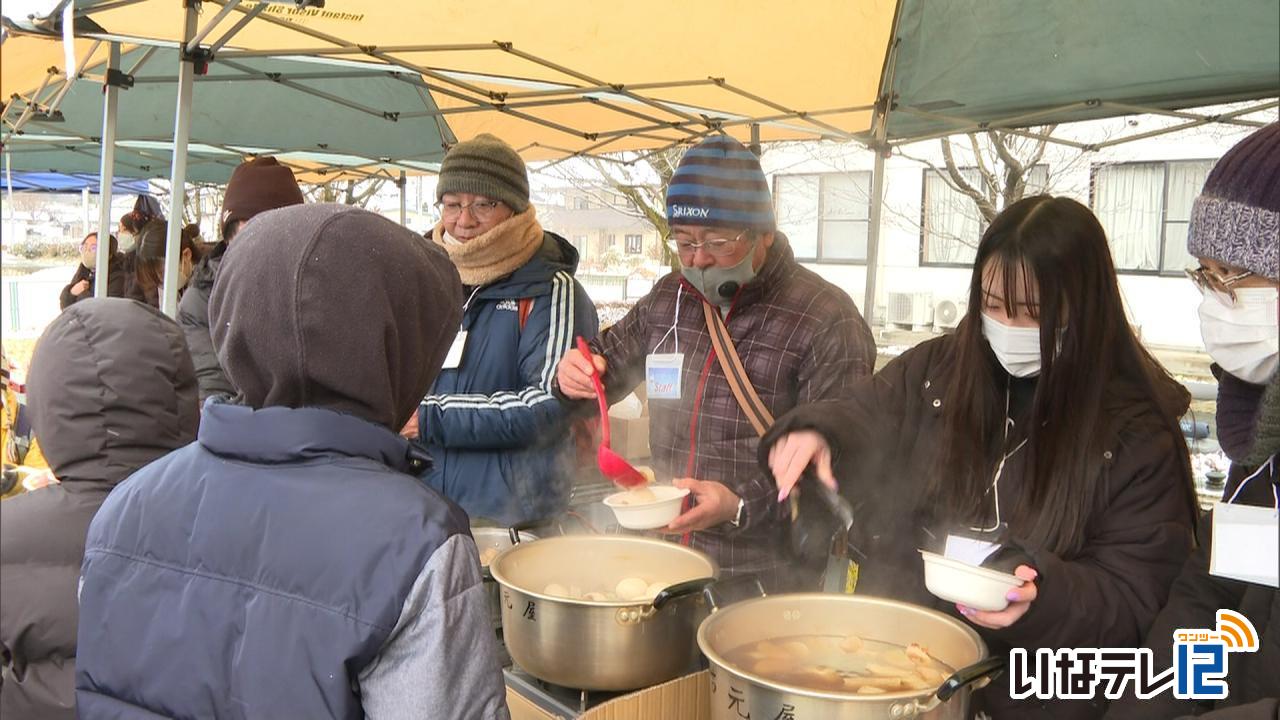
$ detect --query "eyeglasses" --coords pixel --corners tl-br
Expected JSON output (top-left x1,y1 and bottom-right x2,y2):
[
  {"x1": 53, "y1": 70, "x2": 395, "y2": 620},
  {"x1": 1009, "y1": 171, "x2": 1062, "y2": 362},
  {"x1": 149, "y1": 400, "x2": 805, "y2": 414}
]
[
  {"x1": 664, "y1": 230, "x2": 750, "y2": 257},
  {"x1": 435, "y1": 198, "x2": 505, "y2": 221},
  {"x1": 1185, "y1": 266, "x2": 1255, "y2": 304}
]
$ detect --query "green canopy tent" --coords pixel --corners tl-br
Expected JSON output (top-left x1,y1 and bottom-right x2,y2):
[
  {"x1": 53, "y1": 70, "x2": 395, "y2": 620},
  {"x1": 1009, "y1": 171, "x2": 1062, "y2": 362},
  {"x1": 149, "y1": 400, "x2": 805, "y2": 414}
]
[
  {"x1": 3, "y1": 0, "x2": 1276, "y2": 316},
  {"x1": 2, "y1": 39, "x2": 454, "y2": 183}
]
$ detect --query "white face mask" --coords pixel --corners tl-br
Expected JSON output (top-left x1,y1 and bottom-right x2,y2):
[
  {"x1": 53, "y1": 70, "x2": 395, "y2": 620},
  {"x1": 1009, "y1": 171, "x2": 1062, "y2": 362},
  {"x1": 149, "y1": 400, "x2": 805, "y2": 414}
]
[
  {"x1": 1198, "y1": 287, "x2": 1279, "y2": 385},
  {"x1": 118, "y1": 231, "x2": 136, "y2": 252},
  {"x1": 981, "y1": 314, "x2": 1042, "y2": 378}
]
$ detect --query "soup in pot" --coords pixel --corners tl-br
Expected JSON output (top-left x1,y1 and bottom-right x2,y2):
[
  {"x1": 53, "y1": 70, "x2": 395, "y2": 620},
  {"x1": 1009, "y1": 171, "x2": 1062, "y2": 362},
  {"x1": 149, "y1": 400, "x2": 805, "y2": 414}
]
[{"x1": 722, "y1": 635, "x2": 954, "y2": 695}]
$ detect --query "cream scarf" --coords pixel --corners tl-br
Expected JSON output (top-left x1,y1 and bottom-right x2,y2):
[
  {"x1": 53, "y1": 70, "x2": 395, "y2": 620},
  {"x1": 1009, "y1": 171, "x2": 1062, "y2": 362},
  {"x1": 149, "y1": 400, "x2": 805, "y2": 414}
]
[{"x1": 431, "y1": 206, "x2": 544, "y2": 286}]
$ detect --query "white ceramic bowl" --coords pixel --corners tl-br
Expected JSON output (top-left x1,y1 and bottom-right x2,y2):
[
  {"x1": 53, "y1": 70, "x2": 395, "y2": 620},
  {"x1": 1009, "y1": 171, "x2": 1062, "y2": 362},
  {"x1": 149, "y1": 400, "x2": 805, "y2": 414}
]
[
  {"x1": 920, "y1": 549, "x2": 1026, "y2": 612},
  {"x1": 603, "y1": 485, "x2": 690, "y2": 530}
]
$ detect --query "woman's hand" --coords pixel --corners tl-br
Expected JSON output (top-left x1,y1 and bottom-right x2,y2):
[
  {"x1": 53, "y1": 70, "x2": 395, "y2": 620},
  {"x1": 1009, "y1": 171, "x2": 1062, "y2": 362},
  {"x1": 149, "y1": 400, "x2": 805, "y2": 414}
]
[
  {"x1": 958, "y1": 565, "x2": 1039, "y2": 629},
  {"x1": 767, "y1": 430, "x2": 835, "y2": 501}
]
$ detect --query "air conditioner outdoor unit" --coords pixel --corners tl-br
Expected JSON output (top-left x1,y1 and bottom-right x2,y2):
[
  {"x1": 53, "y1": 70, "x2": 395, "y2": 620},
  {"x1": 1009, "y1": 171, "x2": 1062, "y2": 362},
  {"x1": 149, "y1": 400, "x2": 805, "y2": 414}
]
[
  {"x1": 933, "y1": 298, "x2": 967, "y2": 331},
  {"x1": 886, "y1": 291, "x2": 934, "y2": 329}
]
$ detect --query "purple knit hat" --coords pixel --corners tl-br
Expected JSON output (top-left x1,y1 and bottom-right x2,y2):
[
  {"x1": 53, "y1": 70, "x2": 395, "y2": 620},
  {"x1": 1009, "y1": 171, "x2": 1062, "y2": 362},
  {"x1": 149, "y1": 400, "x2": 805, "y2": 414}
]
[{"x1": 1186, "y1": 122, "x2": 1280, "y2": 280}]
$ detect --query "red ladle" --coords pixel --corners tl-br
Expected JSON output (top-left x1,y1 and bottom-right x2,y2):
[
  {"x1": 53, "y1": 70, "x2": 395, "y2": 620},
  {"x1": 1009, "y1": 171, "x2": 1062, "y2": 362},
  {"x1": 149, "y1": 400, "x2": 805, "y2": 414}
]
[{"x1": 576, "y1": 337, "x2": 649, "y2": 488}]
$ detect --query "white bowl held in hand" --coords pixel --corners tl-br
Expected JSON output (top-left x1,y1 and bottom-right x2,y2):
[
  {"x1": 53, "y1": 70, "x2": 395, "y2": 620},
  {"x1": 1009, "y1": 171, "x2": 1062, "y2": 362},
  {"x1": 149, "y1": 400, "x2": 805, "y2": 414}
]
[
  {"x1": 920, "y1": 550, "x2": 1026, "y2": 612},
  {"x1": 603, "y1": 485, "x2": 690, "y2": 530}
]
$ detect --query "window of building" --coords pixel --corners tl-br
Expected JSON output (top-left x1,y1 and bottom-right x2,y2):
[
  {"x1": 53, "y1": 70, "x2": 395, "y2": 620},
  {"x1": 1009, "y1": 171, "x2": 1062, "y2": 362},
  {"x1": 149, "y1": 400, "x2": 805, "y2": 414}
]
[
  {"x1": 773, "y1": 172, "x2": 871, "y2": 262},
  {"x1": 573, "y1": 196, "x2": 591, "y2": 210},
  {"x1": 920, "y1": 165, "x2": 1050, "y2": 267},
  {"x1": 624, "y1": 234, "x2": 643, "y2": 254},
  {"x1": 1090, "y1": 160, "x2": 1215, "y2": 274}
]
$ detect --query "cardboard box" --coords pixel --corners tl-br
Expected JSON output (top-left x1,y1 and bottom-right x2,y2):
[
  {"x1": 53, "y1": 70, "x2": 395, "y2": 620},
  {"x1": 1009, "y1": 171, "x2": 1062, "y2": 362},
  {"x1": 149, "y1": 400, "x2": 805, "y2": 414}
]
[
  {"x1": 607, "y1": 415, "x2": 650, "y2": 461},
  {"x1": 506, "y1": 672, "x2": 710, "y2": 720},
  {"x1": 581, "y1": 672, "x2": 709, "y2": 720}
]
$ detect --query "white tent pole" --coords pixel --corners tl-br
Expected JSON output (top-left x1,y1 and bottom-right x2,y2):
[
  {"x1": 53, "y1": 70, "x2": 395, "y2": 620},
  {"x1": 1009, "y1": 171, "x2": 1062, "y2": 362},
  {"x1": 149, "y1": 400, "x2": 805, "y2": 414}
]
[
  {"x1": 208, "y1": 2, "x2": 270, "y2": 55},
  {"x1": 863, "y1": 150, "x2": 886, "y2": 326},
  {"x1": 9, "y1": 72, "x2": 57, "y2": 136},
  {"x1": 95, "y1": 41, "x2": 121, "y2": 299},
  {"x1": 162, "y1": 4, "x2": 199, "y2": 318},
  {"x1": 46, "y1": 40, "x2": 102, "y2": 114},
  {"x1": 862, "y1": 28, "x2": 900, "y2": 329},
  {"x1": 398, "y1": 170, "x2": 407, "y2": 225},
  {"x1": 4, "y1": 150, "x2": 14, "y2": 244},
  {"x1": 188, "y1": 0, "x2": 242, "y2": 48}
]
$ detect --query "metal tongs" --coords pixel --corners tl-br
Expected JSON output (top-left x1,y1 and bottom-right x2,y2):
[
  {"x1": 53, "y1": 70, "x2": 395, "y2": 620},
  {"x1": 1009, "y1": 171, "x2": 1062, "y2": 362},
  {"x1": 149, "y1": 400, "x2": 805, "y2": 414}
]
[{"x1": 790, "y1": 471, "x2": 855, "y2": 593}]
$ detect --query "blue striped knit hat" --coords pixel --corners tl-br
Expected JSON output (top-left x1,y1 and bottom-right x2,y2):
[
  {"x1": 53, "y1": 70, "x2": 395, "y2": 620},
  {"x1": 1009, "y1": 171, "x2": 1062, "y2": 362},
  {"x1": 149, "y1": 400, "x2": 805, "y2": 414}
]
[{"x1": 666, "y1": 135, "x2": 776, "y2": 231}]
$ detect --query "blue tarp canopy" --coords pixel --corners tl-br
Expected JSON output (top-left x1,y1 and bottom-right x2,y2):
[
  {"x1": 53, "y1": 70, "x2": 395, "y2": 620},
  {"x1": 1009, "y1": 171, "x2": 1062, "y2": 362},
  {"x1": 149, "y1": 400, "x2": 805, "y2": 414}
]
[{"x1": 1, "y1": 170, "x2": 151, "y2": 193}]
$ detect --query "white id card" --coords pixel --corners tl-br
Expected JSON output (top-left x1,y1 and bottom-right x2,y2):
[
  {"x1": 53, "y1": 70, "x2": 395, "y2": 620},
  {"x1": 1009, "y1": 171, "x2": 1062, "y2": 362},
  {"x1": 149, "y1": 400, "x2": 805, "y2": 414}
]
[
  {"x1": 645, "y1": 353, "x2": 683, "y2": 400},
  {"x1": 442, "y1": 331, "x2": 468, "y2": 370},
  {"x1": 1210, "y1": 502, "x2": 1279, "y2": 588},
  {"x1": 944, "y1": 534, "x2": 1001, "y2": 567}
]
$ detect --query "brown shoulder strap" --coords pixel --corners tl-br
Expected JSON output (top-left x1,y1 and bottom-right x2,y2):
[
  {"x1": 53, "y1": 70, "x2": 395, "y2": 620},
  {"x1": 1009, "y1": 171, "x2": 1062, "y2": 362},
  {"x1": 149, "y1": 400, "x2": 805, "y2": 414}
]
[{"x1": 702, "y1": 301, "x2": 774, "y2": 438}]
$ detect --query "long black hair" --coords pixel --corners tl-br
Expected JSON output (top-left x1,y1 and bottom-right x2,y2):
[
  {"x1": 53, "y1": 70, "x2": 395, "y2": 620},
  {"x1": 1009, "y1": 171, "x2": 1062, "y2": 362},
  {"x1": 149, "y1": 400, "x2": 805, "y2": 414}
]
[
  {"x1": 932, "y1": 195, "x2": 1196, "y2": 557},
  {"x1": 131, "y1": 219, "x2": 203, "y2": 308}
]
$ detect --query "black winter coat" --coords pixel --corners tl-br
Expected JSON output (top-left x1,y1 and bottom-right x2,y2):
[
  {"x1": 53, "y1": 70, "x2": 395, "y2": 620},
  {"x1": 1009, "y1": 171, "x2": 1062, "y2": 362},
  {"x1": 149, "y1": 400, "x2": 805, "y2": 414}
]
[
  {"x1": 1106, "y1": 370, "x2": 1280, "y2": 720},
  {"x1": 0, "y1": 298, "x2": 199, "y2": 720},
  {"x1": 763, "y1": 332, "x2": 1197, "y2": 719},
  {"x1": 177, "y1": 240, "x2": 234, "y2": 401},
  {"x1": 58, "y1": 257, "x2": 128, "y2": 310}
]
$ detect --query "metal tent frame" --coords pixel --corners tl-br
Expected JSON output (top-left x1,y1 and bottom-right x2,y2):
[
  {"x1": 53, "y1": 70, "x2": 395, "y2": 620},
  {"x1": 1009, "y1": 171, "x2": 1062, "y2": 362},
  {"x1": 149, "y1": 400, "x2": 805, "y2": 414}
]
[{"x1": 3, "y1": 0, "x2": 1277, "y2": 319}]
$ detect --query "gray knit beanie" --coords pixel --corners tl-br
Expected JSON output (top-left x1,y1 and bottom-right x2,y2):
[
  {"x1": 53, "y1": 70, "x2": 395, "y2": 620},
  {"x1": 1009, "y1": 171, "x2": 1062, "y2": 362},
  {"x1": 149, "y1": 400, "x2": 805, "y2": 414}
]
[
  {"x1": 1187, "y1": 122, "x2": 1280, "y2": 280},
  {"x1": 436, "y1": 134, "x2": 530, "y2": 213}
]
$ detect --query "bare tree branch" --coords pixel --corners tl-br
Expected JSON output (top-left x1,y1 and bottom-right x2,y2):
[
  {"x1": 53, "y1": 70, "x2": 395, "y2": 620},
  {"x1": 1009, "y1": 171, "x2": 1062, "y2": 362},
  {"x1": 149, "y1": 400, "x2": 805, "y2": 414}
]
[
  {"x1": 966, "y1": 133, "x2": 1000, "y2": 208},
  {"x1": 987, "y1": 130, "x2": 1027, "y2": 200},
  {"x1": 1024, "y1": 124, "x2": 1056, "y2": 172},
  {"x1": 941, "y1": 138, "x2": 999, "y2": 221},
  {"x1": 538, "y1": 147, "x2": 685, "y2": 269}
]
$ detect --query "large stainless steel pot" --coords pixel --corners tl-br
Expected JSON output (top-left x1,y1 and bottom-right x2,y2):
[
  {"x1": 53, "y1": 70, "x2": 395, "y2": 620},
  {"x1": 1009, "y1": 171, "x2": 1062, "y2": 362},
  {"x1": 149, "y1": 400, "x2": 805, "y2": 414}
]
[
  {"x1": 698, "y1": 591, "x2": 1004, "y2": 719},
  {"x1": 489, "y1": 535, "x2": 717, "y2": 691},
  {"x1": 473, "y1": 526, "x2": 539, "y2": 629}
]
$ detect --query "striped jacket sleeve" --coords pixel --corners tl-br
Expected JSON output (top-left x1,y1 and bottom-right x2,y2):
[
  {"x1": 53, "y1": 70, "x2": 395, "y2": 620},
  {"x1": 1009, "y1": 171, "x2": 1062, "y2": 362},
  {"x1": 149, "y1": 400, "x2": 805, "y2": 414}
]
[{"x1": 420, "y1": 273, "x2": 598, "y2": 450}]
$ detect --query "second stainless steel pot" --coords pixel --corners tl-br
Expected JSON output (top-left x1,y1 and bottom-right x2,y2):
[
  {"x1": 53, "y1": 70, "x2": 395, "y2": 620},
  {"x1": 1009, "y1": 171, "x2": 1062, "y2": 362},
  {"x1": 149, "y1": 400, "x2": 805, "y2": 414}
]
[{"x1": 698, "y1": 592, "x2": 1004, "y2": 719}]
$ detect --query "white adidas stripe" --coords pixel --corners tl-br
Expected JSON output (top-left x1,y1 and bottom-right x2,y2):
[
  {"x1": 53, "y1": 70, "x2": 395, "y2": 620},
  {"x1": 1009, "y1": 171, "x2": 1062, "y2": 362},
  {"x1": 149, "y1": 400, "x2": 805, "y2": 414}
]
[{"x1": 422, "y1": 275, "x2": 574, "y2": 413}]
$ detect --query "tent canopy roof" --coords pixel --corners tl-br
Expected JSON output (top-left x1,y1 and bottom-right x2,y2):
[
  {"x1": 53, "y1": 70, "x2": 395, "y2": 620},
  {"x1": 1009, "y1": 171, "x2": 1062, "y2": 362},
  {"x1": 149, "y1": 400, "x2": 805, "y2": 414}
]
[
  {"x1": 2, "y1": 35, "x2": 445, "y2": 182},
  {"x1": 3, "y1": 0, "x2": 1276, "y2": 170},
  {"x1": 884, "y1": 0, "x2": 1280, "y2": 142}
]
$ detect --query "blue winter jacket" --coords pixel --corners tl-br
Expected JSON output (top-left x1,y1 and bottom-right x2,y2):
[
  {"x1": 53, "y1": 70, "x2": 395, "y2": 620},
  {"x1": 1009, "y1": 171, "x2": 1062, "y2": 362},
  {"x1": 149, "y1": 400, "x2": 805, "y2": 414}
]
[
  {"x1": 419, "y1": 232, "x2": 598, "y2": 525},
  {"x1": 76, "y1": 401, "x2": 508, "y2": 719}
]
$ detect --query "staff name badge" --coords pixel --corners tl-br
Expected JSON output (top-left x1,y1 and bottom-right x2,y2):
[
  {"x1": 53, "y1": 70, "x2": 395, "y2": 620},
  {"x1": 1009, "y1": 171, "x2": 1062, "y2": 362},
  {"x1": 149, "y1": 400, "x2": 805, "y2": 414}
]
[
  {"x1": 442, "y1": 331, "x2": 468, "y2": 370},
  {"x1": 944, "y1": 534, "x2": 1001, "y2": 567},
  {"x1": 1210, "y1": 502, "x2": 1279, "y2": 588},
  {"x1": 646, "y1": 353, "x2": 683, "y2": 400}
]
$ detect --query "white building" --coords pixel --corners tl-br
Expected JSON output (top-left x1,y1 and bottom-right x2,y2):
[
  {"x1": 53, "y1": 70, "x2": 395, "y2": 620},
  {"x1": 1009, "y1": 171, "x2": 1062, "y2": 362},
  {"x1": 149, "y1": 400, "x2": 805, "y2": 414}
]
[{"x1": 762, "y1": 112, "x2": 1272, "y2": 350}]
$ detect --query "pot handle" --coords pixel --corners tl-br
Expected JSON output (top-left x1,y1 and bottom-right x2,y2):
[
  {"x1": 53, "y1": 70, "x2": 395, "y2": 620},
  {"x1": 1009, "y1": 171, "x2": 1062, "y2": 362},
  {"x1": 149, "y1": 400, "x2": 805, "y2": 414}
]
[
  {"x1": 936, "y1": 656, "x2": 1006, "y2": 702},
  {"x1": 703, "y1": 574, "x2": 767, "y2": 612},
  {"x1": 651, "y1": 577, "x2": 716, "y2": 610},
  {"x1": 507, "y1": 520, "x2": 540, "y2": 546},
  {"x1": 803, "y1": 471, "x2": 854, "y2": 535}
]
